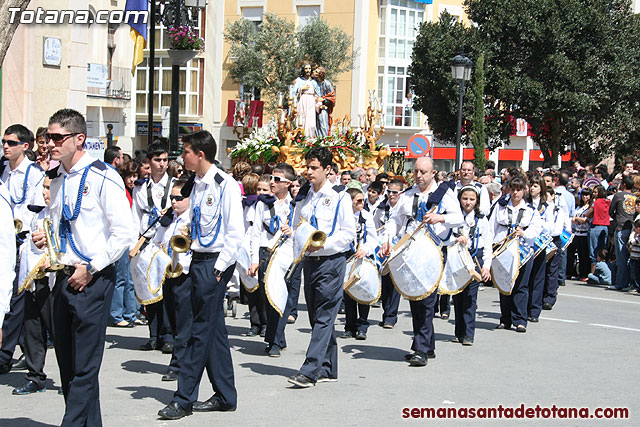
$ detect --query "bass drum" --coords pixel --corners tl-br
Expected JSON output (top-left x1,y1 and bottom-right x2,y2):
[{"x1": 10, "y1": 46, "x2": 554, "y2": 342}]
[
  {"x1": 344, "y1": 256, "x2": 382, "y2": 305},
  {"x1": 130, "y1": 242, "x2": 171, "y2": 305},
  {"x1": 438, "y1": 242, "x2": 482, "y2": 295},
  {"x1": 491, "y1": 237, "x2": 521, "y2": 295},
  {"x1": 387, "y1": 228, "x2": 444, "y2": 300},
  {"x1": 264, "y1": 237, "x2": 293, "y2": 316}
]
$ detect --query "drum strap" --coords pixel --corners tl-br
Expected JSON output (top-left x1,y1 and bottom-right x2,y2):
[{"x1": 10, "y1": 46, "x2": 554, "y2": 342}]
[
  {"x1": 351, "y1": 212, "x2": 368, "y2": 252},
  {"x1": 507, "y1": 207, "x2": 525, "y2": 233},
  {"x1": 146, "y1": 177, "x2": 171, "y2": 227}
]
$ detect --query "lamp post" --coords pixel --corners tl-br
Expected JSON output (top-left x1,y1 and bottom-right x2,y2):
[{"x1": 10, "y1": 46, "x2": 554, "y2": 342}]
[
  {"x1": 450, "y1": 53, "x2": 473, "y2": 171},
  {"x1": 154, "y1": 0, "x2": 205, "y2": 156}
]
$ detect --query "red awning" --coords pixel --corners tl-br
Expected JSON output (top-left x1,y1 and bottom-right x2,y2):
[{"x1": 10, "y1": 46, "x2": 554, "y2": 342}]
[
  {"x1": 498, "y1": 149, "x2": 523, "y2": 161},
  {"x1": 463, "y1": 148, "x2": 491, "y2": 160},
  {"x1": 433, "y1": 147, "x2": 456, "y2": 160}
]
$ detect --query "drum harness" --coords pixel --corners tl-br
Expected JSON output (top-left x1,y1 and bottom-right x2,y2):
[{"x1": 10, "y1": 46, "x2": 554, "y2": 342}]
[
  {"x1": 144, "y1": 176, "x2": 172, "y2": 227},
  {"x1": 350, "y1": 212, "x2": 368, "y2": 253},
  {"x1": 408, "y1": 182, "x2": 454, "y2": 245}
]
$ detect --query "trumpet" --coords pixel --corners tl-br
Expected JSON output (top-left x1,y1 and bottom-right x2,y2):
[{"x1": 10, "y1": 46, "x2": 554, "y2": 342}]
[
  {"x1": 165, "y1": 234, "x2": 191, "y2": 278},
  {"x1": 284, "y1": 229, "x2": 327, "y2": 281},
  {"x1": 43, "y1": 218, "x2": 65, "y2": 272},
  {"x1": 14, "y1": 218, "x2": 23, "y2": 234}
]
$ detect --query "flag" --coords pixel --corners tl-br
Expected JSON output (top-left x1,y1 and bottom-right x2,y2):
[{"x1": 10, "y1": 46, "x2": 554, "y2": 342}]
[{"x1": 125, "y1": 0, "x2": 148, "y2": 76}]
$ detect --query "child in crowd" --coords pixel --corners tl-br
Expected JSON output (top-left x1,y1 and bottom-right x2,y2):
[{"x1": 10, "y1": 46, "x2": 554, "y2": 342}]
[{"x1": 587, "y1": 249, "x2": 612, "y2": 286}]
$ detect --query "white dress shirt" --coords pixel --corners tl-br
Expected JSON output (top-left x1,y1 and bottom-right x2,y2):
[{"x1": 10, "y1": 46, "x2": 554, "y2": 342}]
[
  {"x1": 292, "y1": 180, "x2": 356, "y2": 256},
  {"x1": 153, "y1": 210, "x2": 192, "y2": 274},
  {"x1": 48, "y1": 153, "x2": 136, "y2": 271},
  {"x1": 489, "y1": 199, "x2": 543, "y2": 246},
  {"x1": 452, "y1": 211, "x2": 493, "y2": 270},
  {"x1": 548, "y1": 194, "x2": 571, "y2": 236},
  {"x1": 455, "y1": 180, "x2": 490, "y2": 217},
  {"x1": 0, "y1": 157, "x2": 45, "y2": 232},
  {"x1": 188, "y1": 164, "x2": 244, "y2": 273},
  {"x1": 0, "y1": 182, "x2": 15, "y2": 327},
  {"x1": 531, "y1": 197, "x2": 555, "y2": 235},
  {"x1": 352, "y1": 209, "x2": 379, "y2": 257},
  {"x1": 249, "y1": 194, "x2": 293, "y2": 264},
  {"x1": 131, "y1": 173, "x2": 174, "y2": 236},
  {"x1": 385, "y1": 181, "x2": 464, "y2": 244}
]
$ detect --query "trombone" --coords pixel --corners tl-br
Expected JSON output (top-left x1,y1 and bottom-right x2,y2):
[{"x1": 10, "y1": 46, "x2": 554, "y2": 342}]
[
  {"x1": 43, "y1": 218, "x2": 64, "y2": 272},
  {"x1": 165, "y1": 234, "x2": 191, "y2": 278}
]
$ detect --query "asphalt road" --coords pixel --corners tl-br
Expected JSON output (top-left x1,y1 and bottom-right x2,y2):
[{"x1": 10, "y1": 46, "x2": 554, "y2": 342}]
[{"x1": 1, "y1": 280, "x2": 638, "y2": 426}]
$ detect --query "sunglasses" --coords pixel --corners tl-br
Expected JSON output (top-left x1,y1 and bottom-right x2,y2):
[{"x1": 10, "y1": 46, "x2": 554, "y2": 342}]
[
  {"x1": 271, "y1": 176, "x2": 291, "y2": 183},
  {"x1": 170, "y1": 195, "x2": 186, "y2": 201},
  {"x1": 1, "y1": 139, "x2": 23, "y2": 147},
  {"x1": 387, "y1": 190, "x2": 400, "y2": 195},
  {"x1": 44, "y1": 132, "x2": 80, "y2": 143}
]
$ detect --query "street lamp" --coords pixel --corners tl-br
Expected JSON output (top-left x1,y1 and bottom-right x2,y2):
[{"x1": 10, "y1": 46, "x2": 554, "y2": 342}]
[{"x1": 450, "y1": 53, "x2": 473, "y2": 171}]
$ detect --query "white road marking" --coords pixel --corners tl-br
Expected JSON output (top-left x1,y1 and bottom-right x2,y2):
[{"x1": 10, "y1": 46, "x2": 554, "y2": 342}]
[
  {"x1": 539, "y1": 317, "x2": 579, "y2": 323},
  {"x1": 589, "y1": 324, "x2": 640, "y2": 332},
  {"x1": 562, "y1": 293, "x2": 640, "y2": 305}
]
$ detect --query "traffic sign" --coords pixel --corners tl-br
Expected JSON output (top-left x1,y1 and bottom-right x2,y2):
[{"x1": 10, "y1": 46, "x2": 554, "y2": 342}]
[{"x1": 407, "y1": 134, "x2": 432, "y2": 158}]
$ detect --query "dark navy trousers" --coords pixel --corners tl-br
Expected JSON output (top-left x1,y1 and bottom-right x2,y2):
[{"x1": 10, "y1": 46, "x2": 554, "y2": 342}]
[
  {"x1": 52, "y1": 264, "x2": 116, "y2": 427},
  {"x1": 164, "y1": 273, "x2": 192, "y2": 374},
  {"x1": 409, "y1": 290, "x2": 438, "y2": 353},
  {"x1": 499, "y1": 256, "x2": 534, "y2": 328},
  {"x1": 246, "y1": 248, "x2": 269, "y2": 329},
  {"x1": 265, "y1": 271, "x2": 297, "y2": 349},
  {"x1": 528, "y1": 251, "x2": 547, "y2": 318},
  {"x1": 343, "y1": 291, "x2": 370, "y2": 334},
  {"x1": 23, "y1": 277, "x2": 54, "y2": 388},
  {"x1": 380, "y1": 273, "x2": 401, "y2": 326},
  {"x1": 287, "y1": 263, "x2": 303, "y2": 320},
  {"x1": 543, "y1": 237, "x2": 562, "y2": 308},
  {"x1": 298, "y1": 253, "x2": 347, "y2": 381},
  {"x1": 452, "y1": 281, "x2": 480, "y2": 339},
  {"x1": 173, "y1": 255, "x2": 237, "y2": 410}
]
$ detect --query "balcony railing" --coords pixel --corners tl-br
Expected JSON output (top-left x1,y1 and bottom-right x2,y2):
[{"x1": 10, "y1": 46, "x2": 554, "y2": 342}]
[{"x1": 87, "y1": 63, "x2": 131, "y2": 100}]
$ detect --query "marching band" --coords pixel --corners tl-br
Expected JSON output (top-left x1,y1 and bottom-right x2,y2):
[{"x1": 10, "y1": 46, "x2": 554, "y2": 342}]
[{"x1": 0, "y1": 116, "x2": 587, "y2": 424}]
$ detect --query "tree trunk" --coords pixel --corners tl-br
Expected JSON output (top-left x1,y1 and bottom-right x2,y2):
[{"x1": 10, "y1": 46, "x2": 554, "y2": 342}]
[{"x1": 0, "y1": 0, "x2": 31, "y2": 67}]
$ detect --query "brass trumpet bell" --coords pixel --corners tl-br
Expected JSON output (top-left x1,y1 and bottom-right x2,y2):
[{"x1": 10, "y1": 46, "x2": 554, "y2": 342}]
[
  {"x1": 309, "y1": 230, "x2": 327, "y2": 248},
  {"x1": 14, "y1": 218, "x2": 23, "y2": 234},
  {"x1": 43, "y1": 219, "x2": 65, "y2": 272},
  {"x1": 165, "y1": 234, "x2": 191, "y2": 279}
]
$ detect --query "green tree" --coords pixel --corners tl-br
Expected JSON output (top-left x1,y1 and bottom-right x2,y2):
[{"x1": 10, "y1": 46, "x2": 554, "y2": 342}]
[
  {"x1": 470, "y1": 52, "x2": 486, "y2": 170},
  {"x1": 410, "y1": 1, "x2": 640, "y2": 165},
  {"x1": 224, "y1": 13, "x2": 355, "y2": 110}
]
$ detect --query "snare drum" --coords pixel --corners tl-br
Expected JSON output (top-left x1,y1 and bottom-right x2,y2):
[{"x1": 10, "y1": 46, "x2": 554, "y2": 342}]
[
  {"x1": 560, "y1": 229, "x2": 574, "y2": 252},
  {"x1": 532, "y1": 233, "x2": 553, "y2": 259},
  {"x1": 344, "y1": 257, "x2": 382, "y2": 305}
]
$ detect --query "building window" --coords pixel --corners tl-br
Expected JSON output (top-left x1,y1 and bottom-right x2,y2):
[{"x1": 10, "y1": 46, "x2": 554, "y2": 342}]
[
  {"x1": 297, "y1": 5, "x2": 320, "y2": 28},
  {"x1": 241, "y1": 6, "x2": 263, "y2": 30},
  {"x1": 135, "y1": 57, "x2": 202, "y2": 116},
  {"x1": 379, "y1": 0, "x2": 424, "y2": 128}
]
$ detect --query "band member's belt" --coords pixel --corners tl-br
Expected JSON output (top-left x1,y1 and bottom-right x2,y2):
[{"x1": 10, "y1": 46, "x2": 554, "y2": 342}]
[
  {"x1": 192, "y1": 251, "x2": 219, "y2": 260},
  {"x1": 62, "y1": 266, "x2": 76, "y2": 276},
  {"x1": 306, "y1": 252, "x2": 346, "y2": 262}
]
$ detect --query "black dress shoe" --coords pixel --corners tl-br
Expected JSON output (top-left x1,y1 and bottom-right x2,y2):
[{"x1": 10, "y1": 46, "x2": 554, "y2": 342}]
[
  {"x1": 13, "y1": 380, "x2": 46, "y2": 395},
  {"x1": 355, "y1": 330, "x2": 367, "y2": 340},
  {"x1": 542, "y1": 302, "x2": 553, "y2": 310},
  {"x1": 268, "y1": 344, "x2": 282, "y2": 357},
  {"x1": 287, "y1": 373, "x2": 315, "y2": 388},
  {"x1": 339, "y1": 331, "x2": 355, "y2": 339},
  {"x1": 515, "y1": 325, "x2": 527, "y2": 333},
  {"x1": 528, "y1": 316, "x2": 539, "y2": 323},
  {"x1": 259, "y1": 326, "x2": 267, "y2": 337},
  {"x1": 158, "y1": 401, "x2": 192, "y2": 420},
  {"x1": 12, "y1": 355, "x2": 27, "y2": 371},
  {"x1": 192, "y1": 397, "x2": 236, "y2": 412},
  {"x1": 245, "y1": 326, "x2": 260, "y2": 337},
  {"x1": 461, "y1": 337, "x2": 474, "y2": 346},
  {"x1": 409, "y1": 351, "x2": 427, "y2": 366},
  {"x1": 404, "y1": 350, "x2": 434, "y2": 361},
  {"x1": 139, "y1": 341, "x2": 157, "y2": 351},
  {"x1": 161, "y1": 342, "x2": 174, "y2": 354},
  {"x1": 162, "y1": 370, "x2": 178, "y2": 382}
]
